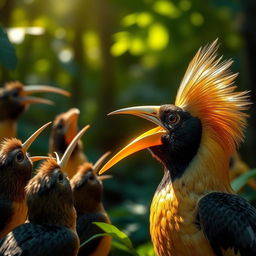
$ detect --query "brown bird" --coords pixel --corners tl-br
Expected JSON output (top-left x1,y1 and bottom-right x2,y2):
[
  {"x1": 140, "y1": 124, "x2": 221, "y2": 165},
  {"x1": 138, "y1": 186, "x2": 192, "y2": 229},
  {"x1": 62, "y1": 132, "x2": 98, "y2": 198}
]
[
  {"x1": 70, "y1": 152, "x2": 112, "y2": 256},
  {"x1": 49, "y1": 108, "x2": 87, "y2": 178},
  {"x1": 99, "y1": 41, "x2": 256, "y2": 255},
  {"x1": 0, "y1": 81, "x2": 70, "y2": 139},
  {"x1": 0, "y1": 122, "x2": 51, "y2": 238},
  {"x1": 0, "y1": 125, "x2": 90, "y2": 256}
]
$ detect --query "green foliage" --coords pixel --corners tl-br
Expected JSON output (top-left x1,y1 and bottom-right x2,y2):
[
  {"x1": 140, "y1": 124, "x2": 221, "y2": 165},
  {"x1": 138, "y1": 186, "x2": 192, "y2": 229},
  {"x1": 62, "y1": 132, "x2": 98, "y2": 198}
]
[
  {"x1": 232, "y1": 169, "x2": 256, "y2": 192},
  {"x1": 0, "y1": 27, "x2": 17, "y2": 70},
  {"x1": 94, "y1": 222, "x2": 139, "y2": 255}
]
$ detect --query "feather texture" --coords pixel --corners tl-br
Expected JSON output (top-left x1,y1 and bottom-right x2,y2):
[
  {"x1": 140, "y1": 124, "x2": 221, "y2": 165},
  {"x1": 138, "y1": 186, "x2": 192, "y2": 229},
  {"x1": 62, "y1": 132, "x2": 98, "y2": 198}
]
[{"x1": 175, "y1": 40, "x2": 250, "y2": 154}]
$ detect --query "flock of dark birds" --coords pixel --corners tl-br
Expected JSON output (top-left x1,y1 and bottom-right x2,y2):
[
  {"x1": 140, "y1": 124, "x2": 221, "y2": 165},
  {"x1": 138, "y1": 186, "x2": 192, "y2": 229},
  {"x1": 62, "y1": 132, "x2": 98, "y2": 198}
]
[{"x1": 0, "y1": 40, "x2": 256, "y2": 256}]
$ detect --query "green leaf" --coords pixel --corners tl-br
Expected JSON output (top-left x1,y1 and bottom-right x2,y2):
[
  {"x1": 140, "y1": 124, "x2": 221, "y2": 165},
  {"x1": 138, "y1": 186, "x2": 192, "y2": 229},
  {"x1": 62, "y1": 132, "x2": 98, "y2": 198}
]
[
  {"x1": 80, "y1": 233, "x2": 108, "y2": 248},
  {"x1": 136, "y1": 242, "x2": 155, "y2": 256},
  {"x1": 93, "y1": 222, "x2": 139, "y2": 256},
  {"x1": 0, "y1": 27, "x2": 17, "y2": 70},
  {"x1": 231, "y1": 169, "x2": 256, "y2": 192}
]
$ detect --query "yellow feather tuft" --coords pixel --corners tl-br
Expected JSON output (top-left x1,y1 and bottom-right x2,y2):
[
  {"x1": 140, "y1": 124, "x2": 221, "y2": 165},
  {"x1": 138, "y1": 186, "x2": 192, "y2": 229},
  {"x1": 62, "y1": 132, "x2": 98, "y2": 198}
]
[{"x1": 175, "y1": 40, "x2": 250, "y2": 154}]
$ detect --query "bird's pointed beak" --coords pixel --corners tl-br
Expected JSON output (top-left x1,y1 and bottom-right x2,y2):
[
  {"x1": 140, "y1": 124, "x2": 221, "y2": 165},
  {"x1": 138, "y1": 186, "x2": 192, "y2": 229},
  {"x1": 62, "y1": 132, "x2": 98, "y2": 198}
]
[
  {"x1": 109, "y1": 106, "x2": 166, "y2": 130},
  {"x1": 99, "y1": 126, "x2": 165, "y2": 175},
  {"x1": 22, "y1": 122, "x2": 52, "y2": 153},
  {"x1": 19, "y1": 85, "x2": 70, "y2": 106},
  {"x1": 64, "y1": 108, "x2": 80, "y2": 145},
  {"x1": 29, "y1": 156, "x2": 53, "y2": 162},
  {"x1": 99, "y1": 105, "x2": 166, "y2": 175},
  {"x1": 23, "y1": 85, "x2": 70, "y2": 97},
  {"x1": 93, "y1": 151, "x2": 111, "y2": 175},
  {"x1": 58, "y1": 125, "x2": 90, "y2": 170},
  {"x1": 98, "y1": 175, "x2": 112, "y2": 181}
]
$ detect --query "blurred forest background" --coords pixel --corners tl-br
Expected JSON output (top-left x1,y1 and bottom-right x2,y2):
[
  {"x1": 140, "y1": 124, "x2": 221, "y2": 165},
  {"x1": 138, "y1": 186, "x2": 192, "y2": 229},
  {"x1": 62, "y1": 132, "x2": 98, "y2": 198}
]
[{"x1": 1, "y1": 0, "x2": 256, "y2": 254}]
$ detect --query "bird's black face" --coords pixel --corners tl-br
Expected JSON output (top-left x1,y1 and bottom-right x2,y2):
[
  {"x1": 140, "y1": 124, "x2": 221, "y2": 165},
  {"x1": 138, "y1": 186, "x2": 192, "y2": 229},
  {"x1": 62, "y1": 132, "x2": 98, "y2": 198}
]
[
  {"x1": 0, "y1": 87, "x2": 26, "y2": 120},
  {"x1": 149, "y1": 104, "x2": 202, "y2": 181}
]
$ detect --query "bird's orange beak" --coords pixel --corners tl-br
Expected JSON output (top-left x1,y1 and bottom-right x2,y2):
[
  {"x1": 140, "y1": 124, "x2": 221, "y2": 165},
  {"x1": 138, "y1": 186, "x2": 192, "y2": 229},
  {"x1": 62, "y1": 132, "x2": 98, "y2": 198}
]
[
  {"x1": 22, "y1": 122, "x2": 52, "y2": 162},
  {"x1": 99, "y1": 106, "x2": 166, "y2": 174},
  {"x1": 19, "y1": 85, "x2": 70, "y2": 105},
  {"x1": 64, "y1": 108, "x2": 80, "y2": 145}
]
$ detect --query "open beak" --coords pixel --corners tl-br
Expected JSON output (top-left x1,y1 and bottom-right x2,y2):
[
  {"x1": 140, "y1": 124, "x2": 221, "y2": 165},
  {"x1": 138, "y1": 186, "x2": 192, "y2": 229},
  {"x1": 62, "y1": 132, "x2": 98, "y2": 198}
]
[
  {"x1": 64, "y1": 108, "x2": 80, "y2": 145},
  {"x1": 22, "y1": 122, "x2": 52, "y2": 162},
  {"x1": 20, "y1": 85, "x2": 70, "y2": 105},
  {"x1": 99, "y1": 106, "x2": 166, "y2": 175},
  {"x1": 58, "y1": 125, "x2": 90, "y2": 170}
]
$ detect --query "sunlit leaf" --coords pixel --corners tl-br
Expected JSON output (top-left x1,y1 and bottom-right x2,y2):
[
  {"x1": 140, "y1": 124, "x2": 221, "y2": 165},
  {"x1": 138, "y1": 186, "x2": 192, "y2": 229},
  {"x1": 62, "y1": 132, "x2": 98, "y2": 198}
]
[
  {"x1": 130, "y1": 37, "x2": 145, "y2": 55},
  {"x1": 122, "y1": 13, "x2": 137, "y2": 27},
  {"x1": 137, "y1": 242, "x2": 155, "y2": 256},
  {"x1": 93, "y1": 222, "x2": 138, "y2": 255},
  {"x1": 147, "y1": 23, "x2": 169, "y2": 51},
  {"x1": 190, "y1": 12, "x2": 204, "y2": 26},
  {"x1": 231, "y1": 169, "x2": 256, "y2": 192},
  {"x1": 137, "y1": 12, "x2": 153, "y2": 27},
  {"x1": 0, "y1": 27, "x2": 17, "y2": 70},
  {"x1": 153, "y1": 1, "x2": 180, "y2": 18}
]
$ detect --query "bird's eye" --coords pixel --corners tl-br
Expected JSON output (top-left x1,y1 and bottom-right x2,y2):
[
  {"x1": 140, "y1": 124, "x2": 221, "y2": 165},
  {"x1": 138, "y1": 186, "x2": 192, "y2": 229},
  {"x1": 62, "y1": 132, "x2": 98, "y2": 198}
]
[
  {"x1": 88, "y1": 173, "x2": 95, "y2": 181},
  {"x1": 57, "y1": 172, "x2": 64, "y2": 183},
  {"x1": 56, "y1": 123, "x2": 63, "y2": 130},
  {"x1": 168, "y1": 113, "x2": 180, "y2": 126},
  {"x1": 12, "y1": 91, "x2": 19, "y2": 97},
  {"x1": 16, "y1": 151, "x2": 24, "y2": 162}
]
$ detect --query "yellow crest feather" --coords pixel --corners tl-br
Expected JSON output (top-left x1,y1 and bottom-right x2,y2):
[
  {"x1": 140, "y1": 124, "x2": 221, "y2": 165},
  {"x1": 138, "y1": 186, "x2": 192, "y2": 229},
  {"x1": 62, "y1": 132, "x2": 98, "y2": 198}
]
[{"x1": 175, "y1": 40, "x2": 250, "y2": 154}]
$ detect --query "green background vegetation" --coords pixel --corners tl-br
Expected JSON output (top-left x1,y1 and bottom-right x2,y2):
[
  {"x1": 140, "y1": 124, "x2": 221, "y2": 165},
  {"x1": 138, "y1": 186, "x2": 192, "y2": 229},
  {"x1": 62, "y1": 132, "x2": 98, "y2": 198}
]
[{"x1": 1, "y1": 0, "x2": 256, "y2": 255}]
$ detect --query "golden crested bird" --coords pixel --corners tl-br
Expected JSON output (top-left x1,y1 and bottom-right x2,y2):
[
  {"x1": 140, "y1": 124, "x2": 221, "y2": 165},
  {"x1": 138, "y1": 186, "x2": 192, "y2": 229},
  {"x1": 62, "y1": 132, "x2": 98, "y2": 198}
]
[
  {"x1": 0, "y1": 81, "x2": 70, "y2": 140},
  {"x1": 99, "y1": 41, "x2": 256, "y2": 255},
  {"x1": 49, "y1": 108, "x2": 87, "y2": 178},
  {"x1": 70, "y1": 152, "x2": 112, "y2": 256},
  {"x1": 0, "y1": 125, "x2": 90, "y2": 256},
  {"x1": 0, "y1": 122, "x2": 51, "y2": 238}
]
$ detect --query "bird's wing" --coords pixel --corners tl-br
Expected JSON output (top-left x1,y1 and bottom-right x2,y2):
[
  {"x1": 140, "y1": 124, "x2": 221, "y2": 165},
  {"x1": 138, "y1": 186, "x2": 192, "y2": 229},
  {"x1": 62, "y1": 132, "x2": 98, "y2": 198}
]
[
  {"x1": 197, "y1": 192, "x2": 256, "y2": 256},
  {"x1": 0, "y1": 223, "x2": 79, "y2": 256},
  {"x1": 77, "y1": 212, "x2": 109, "y2": 254}
]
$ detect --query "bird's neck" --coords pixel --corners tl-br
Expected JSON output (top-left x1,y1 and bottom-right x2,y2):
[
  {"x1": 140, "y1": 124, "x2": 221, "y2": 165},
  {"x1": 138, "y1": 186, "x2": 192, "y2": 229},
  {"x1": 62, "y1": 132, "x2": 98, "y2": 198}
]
[
  {"x1": 76, "y1": 199, "x2": 105, "y2": 216},
  {"x1": 0, "y1": 120, "x2": 17, "y2": 140}
]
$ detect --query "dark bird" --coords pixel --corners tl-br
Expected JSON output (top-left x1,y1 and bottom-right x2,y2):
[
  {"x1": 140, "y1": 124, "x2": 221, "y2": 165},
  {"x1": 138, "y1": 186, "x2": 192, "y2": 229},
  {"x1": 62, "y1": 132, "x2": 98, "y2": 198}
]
[
  {"x1": 0, "y1": 122, "x2": 51, "y2": 238},
  {"x1": 49, "y1": 108, "x2": 87, "y2": 178},
  {"x1": 0, "y1": 125, "x2": 90, "y2": 256},
  {"x1": 99, "y1": 41, "x2": 256, "y2": 255},
  {"x1": 0, "y1": 81, "x2": 70, "y2": 140},
  {"x1": 70, "y1": 152, "x2": 112, "y2": 256}
]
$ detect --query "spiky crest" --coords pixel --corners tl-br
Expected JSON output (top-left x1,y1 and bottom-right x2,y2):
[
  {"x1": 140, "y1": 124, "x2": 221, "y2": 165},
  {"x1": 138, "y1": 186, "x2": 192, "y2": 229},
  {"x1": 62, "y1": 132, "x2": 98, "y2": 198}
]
[{"x1": 175, "y1": 40, "x2": 250, "y2": 154}]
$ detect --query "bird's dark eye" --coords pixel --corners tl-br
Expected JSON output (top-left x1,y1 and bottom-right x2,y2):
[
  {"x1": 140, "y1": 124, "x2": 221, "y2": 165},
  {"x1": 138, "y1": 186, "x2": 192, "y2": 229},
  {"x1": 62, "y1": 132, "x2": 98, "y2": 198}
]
[
  {"x1": 56, "y1": 123, "x2": 63, "y2": 130},
  {"x1": 16, "y1": 151, "x2": 24, "y2": 162},
  {"x1": 57, "y1": 172, "x2": 64, "y2": 183},
  {"x1": 168, "y1": 113, "x2": 180, "y2": 126},
  {"x1": 12, "y1": 91, "x2": 19, "y2": 97},
  {"x1": 88, "y1": 173, "x2": 95, "y2": 181}
]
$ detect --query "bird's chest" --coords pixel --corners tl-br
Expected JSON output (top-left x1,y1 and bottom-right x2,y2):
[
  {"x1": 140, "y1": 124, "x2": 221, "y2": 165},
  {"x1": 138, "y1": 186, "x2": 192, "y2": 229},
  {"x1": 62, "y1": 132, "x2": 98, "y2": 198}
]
[
  {"x1": 149, "y1": 184, "x2": 215, "y2": 256},
  {"x1": 0, "y1": 200, "x2": 27, "y2": 238}
]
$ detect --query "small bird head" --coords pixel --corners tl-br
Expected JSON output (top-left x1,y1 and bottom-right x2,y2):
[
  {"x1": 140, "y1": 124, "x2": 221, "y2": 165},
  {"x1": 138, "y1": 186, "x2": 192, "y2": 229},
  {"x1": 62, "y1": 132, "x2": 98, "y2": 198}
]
[
  {"x1": 25, "y1": 125, "x2": 89, "y2": 228},
  {"x1": 50, "y1": 108, "x2": 81, "y2": 156},
  {"x1": 99, "y1": 40, "x2": 250, "y2": 183},
  {"x1": 0, "y1": 81, "x2": 70, "y2": 121},
  {"x1": 70, "y1": 152, "x2": 111, "y2": 214},
  {"x1": 0, "y1": 122, "x2": 51, "y2": 199}
]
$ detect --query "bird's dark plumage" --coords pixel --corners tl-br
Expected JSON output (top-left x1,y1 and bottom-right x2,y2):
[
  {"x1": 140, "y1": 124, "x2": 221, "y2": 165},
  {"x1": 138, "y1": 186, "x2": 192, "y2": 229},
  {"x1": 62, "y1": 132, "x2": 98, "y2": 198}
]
[
  {"x1": 71, "y1": 162, "x2": 111, "y2": 256},
  {"x1": 198, "y1": 192, "x2": 256, "y2": 256},
  {"x1": 0, "y1": 158, "x2": 79, "y2": 256},
  {"x1": 0, "y1": 224, "x2": 78, "y2": 256}
]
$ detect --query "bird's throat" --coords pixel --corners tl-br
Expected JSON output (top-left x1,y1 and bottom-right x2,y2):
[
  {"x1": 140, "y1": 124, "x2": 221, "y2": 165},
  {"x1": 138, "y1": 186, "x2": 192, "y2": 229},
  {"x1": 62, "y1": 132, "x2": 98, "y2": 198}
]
[{"x1": 0, "y1": 120, "x2": 17, "y2": 140}]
